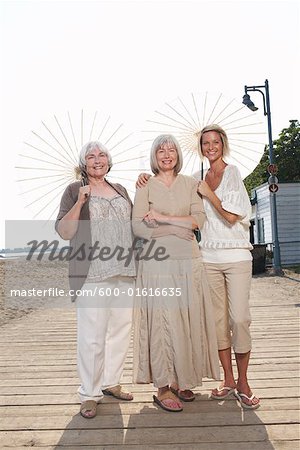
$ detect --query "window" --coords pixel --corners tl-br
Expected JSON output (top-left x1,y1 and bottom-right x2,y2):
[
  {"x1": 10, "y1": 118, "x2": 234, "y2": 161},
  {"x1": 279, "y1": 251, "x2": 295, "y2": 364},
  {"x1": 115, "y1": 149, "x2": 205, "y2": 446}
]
[
  {"x1": 258, "y1": 218, "x2": 265, "y2": 244},
  {"x1": 250, "y1": 220, "x2": 254, "y2": 244}
]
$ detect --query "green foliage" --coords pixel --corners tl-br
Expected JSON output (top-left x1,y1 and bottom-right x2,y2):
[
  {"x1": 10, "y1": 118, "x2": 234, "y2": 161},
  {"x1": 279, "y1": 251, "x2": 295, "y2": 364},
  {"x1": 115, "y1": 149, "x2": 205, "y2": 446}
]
[
  {"x1": 285, "y1": 265, "x2": 300, "y2": 274},
  {"x1": 244, "y1": 120, "x2": 300, "y2": 196}
]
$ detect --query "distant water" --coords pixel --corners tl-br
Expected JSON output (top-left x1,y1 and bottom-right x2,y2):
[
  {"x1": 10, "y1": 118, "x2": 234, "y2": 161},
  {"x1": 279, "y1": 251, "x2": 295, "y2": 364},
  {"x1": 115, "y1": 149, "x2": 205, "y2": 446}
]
[
  {"x1": 0, "y1": 252, "x2": 28, "y2": 260},
  {"x1": 0, "y1": 251, "x2": 53, "y2": 260}
]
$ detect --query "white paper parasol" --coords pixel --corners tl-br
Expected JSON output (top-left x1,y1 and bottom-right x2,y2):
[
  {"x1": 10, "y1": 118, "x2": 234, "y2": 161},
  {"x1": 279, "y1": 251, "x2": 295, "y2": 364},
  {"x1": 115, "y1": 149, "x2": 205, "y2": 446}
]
[
  {"x1": 16, "y1": 110, "x2": 146, "y2": 219},
  {"x1": 140, "y1": 91, "x2": 266, "y2": 180}
]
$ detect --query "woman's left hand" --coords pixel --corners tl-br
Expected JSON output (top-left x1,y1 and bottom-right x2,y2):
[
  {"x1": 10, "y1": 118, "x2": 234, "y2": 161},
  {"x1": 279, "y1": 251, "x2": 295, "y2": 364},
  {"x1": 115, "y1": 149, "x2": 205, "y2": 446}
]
[
  {"x1": 197, "y1": 180, "x2": 212, "y2": 198},
  {"x1": 143, "y1": 209, "x2": 165, "y2": 225}
]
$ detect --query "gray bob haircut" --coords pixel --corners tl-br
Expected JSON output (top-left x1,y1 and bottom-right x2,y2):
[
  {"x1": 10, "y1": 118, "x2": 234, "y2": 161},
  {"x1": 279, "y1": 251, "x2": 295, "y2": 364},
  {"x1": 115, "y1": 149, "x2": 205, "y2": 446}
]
[
  {"x1": 150, "y1": 134, "x2": 183, "y2": 175},
  {"x1": 78, "y1": 141, "x2": 113, "y2": 172},
  {"x1": 198, "y1": 124, "x2": 230, "y2": 159}
]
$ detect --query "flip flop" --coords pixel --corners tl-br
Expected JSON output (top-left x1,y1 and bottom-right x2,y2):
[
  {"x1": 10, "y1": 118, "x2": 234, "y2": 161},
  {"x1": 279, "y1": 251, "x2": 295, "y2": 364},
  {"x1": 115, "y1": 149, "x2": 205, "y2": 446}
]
[
  {"x1": 210, "y1": 386, "x2": 235, "y2": 400},
  {"x1": 169, "y1": 386, "x2": 195, "y2": 402},
  {"x1": 153, "y1": 391, "x2": 183, "y2": 412},
  {"x1": 80, "y1": 400, "x2": 97, "y2": 419},
  {"x1": 103, "y1": 385, "x2": 133, "y2": 401},
  {"x1": 235, "y1": 391, "x2": 260, "y2": 409}
]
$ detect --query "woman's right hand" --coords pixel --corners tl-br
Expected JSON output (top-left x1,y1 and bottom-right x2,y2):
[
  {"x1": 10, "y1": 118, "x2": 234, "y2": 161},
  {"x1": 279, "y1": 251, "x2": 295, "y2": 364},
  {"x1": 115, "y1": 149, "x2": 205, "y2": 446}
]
[
  {"x1": 136, "y1": 173, "x2": 151, "y2": 188},
  {"x1": 197, "y1": 180, "x2": 213, "y2": 199},
  {"x1": 173, "y1": 226, "x2": 194, "y2": 241},
  {"x1": 77, "y1": 185, "x2": 91, "y2": 206}
]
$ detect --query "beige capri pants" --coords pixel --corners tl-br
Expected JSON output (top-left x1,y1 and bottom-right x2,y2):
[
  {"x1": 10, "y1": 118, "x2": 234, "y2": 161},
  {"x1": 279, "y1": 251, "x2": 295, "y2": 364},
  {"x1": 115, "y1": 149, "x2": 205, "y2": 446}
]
[{"x1": 204, "y1": 260, "x2": 252, "y2": 354}]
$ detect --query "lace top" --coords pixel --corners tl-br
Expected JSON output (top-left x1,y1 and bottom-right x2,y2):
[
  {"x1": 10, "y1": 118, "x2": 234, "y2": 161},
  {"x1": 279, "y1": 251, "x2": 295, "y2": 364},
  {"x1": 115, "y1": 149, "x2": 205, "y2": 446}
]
[
  {"x1": 86, "y1": 195, "x2": 136, "y2": 282},
  {"x1": 200, "y1": 165, "x2": 253, "y2": 250}
]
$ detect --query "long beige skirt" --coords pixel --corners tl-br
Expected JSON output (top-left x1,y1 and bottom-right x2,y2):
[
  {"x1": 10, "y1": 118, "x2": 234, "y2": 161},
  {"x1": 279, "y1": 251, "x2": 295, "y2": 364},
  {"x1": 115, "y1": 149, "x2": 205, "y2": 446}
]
[{"x1": 133, "y1": 258, "x2": 220, "y2": 389}]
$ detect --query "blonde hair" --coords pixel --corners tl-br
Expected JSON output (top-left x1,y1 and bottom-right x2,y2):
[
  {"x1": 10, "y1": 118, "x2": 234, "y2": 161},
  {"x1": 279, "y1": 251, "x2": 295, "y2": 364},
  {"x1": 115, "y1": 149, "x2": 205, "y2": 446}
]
[
  {"x1": 198, "y1": 124, "x2": 230, "y2": 158},
  {"x1": 150, "y1": 134, "x2": 183, "y2": 175}
]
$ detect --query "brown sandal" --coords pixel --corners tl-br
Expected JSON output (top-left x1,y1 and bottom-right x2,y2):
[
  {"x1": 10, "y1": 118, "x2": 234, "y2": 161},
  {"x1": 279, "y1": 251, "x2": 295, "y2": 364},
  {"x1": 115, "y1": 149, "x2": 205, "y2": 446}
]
[
  {"x1": 103, "y1": 385, "x2": 133, "y2": 401},
  {"x1": 153, "y1": 390, "x2": 183, "y2": 412},
  {"x1": 170, "y1": 386, "x2": 195, "y2": 402},
  {"x1": 80, "y1": 400, "x2": 97, "y2": 419}
]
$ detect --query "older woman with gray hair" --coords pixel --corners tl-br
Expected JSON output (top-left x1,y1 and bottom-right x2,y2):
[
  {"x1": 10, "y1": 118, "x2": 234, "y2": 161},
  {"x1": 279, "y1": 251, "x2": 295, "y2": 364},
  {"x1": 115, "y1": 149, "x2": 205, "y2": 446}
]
[
  {"x1": 55, "y1": 141, "x2": 136, "y2": 419},
  {"x1": 132, "y1": 134, "x2": 219, "y2": 412}
]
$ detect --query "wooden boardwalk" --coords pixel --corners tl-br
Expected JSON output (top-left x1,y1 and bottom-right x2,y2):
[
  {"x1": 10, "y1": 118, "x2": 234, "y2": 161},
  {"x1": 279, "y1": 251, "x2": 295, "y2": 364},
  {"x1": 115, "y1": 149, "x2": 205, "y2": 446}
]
[{"x1": 0, "y1": 273, "x2": 299, "y2": 449}]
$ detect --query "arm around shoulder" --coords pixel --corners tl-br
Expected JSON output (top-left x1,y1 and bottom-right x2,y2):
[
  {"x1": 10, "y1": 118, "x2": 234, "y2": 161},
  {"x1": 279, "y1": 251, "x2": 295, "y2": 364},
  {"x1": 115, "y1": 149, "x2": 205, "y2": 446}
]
[
  {"x1": 132, "y1": 184, "x2": 154, "y2": 240},
  {"x1": 190, "y1": 179, "x2": 206, "y2": 229}
]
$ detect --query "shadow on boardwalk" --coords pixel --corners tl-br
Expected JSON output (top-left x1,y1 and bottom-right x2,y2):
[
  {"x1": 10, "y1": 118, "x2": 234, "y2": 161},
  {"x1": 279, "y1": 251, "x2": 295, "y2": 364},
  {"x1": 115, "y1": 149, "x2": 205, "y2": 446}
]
[{"x1": 53, "y1": 394, "x2": 276, "y2": 449}]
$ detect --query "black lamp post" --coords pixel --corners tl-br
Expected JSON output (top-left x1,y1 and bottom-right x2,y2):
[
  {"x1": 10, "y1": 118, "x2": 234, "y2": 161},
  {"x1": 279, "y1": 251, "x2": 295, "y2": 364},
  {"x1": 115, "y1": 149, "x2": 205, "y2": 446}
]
[{"x1": 242, "y1": 79, "x2": 282, "y2": 274}]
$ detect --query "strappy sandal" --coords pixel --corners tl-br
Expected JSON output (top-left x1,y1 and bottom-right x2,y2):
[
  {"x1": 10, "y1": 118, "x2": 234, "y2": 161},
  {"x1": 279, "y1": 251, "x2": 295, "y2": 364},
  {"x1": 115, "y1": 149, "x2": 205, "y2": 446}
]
[
  {"x1": 211, "y1": 386, "x2": 235, "y2": 400},
  {"x1": 153, "y1": 390, "x2": 183, "y2": 412},
  {"x1": 169, "y1": 386, "x2": 195, "y2": 402},
  {"x1": 80, "y1": 400, "x2": 97, "y2": 419},
  {"x1": 103, "y1": 385, "x2": 133, "y2": 401},
  {"x1": 235, "y1": 391, "x2": 260, "y2": 409}
]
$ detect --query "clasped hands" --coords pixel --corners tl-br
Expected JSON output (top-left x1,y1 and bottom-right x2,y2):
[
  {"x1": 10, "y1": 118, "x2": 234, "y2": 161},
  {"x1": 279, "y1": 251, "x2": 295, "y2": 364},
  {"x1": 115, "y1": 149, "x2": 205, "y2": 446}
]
[
  {"x1": 143, "y1": 209, "x2": 194, "y2": 241},
  {"x1": 143, "y1": 209, "x2": 164, "y2": 227}
]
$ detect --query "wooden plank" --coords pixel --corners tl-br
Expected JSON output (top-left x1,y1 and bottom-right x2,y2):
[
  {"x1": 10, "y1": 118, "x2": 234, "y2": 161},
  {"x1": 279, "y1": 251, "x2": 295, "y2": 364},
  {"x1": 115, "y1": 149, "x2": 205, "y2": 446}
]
[
  {"x1": 0, "y1": 410, "x2": 299, "y2": 431},
  {"x1": 0, "y1": 360, "x2": 298, "y2": 374},
  {"x1": 1, "y1": 443, "x2": 299, "y2": 450},
  {"x1": 0, "y1": 377, "x2": 299, "y2": 394},
  {"x1": 0, "y1": 347, "x2": 298, "y2": 361},
  {"x1": 0, "y1": 398, "x2": 299, "y2": 418},
  {"x1": 0, "y1": 364, "x2": 298, "y2": 381},
  {"x1": 0, "y1": 424, "x2": 299, "y2": 446},
  {"x1": 0, "y1": 386, "x2": 299, "y2": 406}
]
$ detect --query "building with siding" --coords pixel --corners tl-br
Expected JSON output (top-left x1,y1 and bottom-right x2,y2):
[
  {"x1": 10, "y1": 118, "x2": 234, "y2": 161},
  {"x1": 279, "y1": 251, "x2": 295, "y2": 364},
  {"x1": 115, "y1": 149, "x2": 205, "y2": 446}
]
[{"x1": 250, "y1": 182, "x2": 300, "y2": 266}]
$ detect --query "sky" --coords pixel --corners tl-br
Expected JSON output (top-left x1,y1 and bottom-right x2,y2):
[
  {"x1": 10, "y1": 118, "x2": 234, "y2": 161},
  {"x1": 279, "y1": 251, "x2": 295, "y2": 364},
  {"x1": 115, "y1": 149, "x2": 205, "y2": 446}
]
[{"x1": 0, "y1": 0, "x2": 299, "y2": 249}]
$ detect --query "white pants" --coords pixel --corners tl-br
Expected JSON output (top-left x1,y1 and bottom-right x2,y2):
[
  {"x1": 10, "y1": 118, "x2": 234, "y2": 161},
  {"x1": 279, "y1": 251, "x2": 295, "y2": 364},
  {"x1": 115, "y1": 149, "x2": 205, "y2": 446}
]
[{"x1": 76, "y1": 276, "x2": 134, "y2": 403}]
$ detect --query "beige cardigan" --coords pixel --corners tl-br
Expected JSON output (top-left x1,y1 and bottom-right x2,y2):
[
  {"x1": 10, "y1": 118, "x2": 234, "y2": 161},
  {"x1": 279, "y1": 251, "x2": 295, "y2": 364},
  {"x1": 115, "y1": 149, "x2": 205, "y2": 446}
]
[{"x1": 55, "y1": 180, "x2": 132, "y2": 301}]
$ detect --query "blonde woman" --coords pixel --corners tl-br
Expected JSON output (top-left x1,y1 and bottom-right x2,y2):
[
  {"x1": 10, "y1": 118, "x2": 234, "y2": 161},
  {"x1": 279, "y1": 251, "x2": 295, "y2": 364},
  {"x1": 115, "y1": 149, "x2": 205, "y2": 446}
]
[{"x1": 197, "y1": 124, "x2": 259, "y2": 409}]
